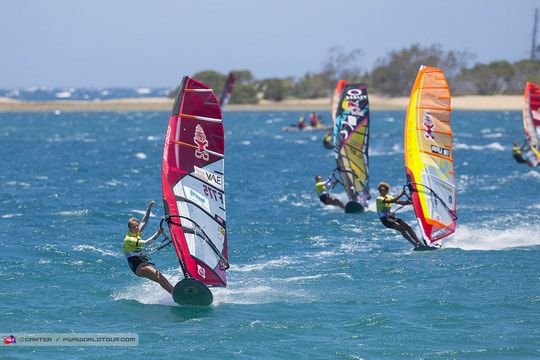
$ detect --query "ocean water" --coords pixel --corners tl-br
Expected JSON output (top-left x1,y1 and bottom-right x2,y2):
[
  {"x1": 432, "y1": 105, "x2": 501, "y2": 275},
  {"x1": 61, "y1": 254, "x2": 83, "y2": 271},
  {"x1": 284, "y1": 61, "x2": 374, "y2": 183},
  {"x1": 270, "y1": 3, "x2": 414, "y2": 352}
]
[
  {"x1": 0, "y1": 87, "x2": 170, "y2": 101},
  {"x1": 1, "y1": 109, "x2": 539, "y2": 359}
]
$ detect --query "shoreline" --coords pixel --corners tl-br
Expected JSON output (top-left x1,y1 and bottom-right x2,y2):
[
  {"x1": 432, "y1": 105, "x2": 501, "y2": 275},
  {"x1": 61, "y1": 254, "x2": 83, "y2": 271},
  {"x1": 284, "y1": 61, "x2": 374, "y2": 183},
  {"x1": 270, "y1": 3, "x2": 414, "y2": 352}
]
[{"x1": 0, "y1": 95, "x2": 522, "y2": 112}]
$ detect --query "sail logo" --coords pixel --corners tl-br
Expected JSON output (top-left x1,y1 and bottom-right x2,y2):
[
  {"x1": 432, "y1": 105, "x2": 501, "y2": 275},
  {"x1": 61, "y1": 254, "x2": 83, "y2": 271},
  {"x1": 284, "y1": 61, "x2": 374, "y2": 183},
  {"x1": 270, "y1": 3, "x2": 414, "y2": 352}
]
[
  {"x1": 432, "y1": 228, "x2": 447, "y2": 238},
  {"x1": 345, "y1": 88, "x2": 367, "y2": 101},
  {"x1": 431, "y1": 145, "x2": 450, "y2": 157},
  {"x1": 183, "y1": 185, "x2": 210, "y2": 212},
  {"x1": 193, "y1": 124, "x2": 209, "y2": 161},
  {"x1": 423, "y1": 110, "x2": 435, "y2": 140},
  {"x1": 194, "y1": 166, "x2": 223, "y2": 190},
  {"x1": 197, "y1": 264, "x2": 206, "y2": 278}
]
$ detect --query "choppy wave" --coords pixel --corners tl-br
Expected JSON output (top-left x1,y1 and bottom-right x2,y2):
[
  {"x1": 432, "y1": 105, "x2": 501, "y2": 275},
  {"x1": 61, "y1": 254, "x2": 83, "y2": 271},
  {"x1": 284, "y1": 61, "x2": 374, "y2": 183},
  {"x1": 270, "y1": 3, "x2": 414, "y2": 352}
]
[
  {"x1": 55, "y1": 209, "x2": 91, "y2": 217},
  {"x1": 4, "y1": 181, "x2": 30, "y2": 188},
  {"x1": 73, "y1": 244, "x2": 119, "y2": 257},
  {"x1": 232, "y1": 256, "x2": 295, "y2": 272},
  {"x1": 370, "y1": 143, "x2": 403, "y2": 156},
  {"x1": 454, "y1": 142, "x2": 505, "y2": 151},
  {"x1": 1, "y1": 213, "x2": 23, "y2": 218}
]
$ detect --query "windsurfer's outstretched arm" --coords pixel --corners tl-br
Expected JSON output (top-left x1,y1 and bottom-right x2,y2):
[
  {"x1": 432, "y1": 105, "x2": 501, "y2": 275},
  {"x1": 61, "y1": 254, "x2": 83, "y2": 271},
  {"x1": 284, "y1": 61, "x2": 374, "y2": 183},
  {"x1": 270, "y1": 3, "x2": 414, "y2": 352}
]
[
  {"x1": 139, "y1": 228, "x2": 163, "y2": 246},
  {"x1": 138, "y1": 200, "x2": 155, "y2": 233}
]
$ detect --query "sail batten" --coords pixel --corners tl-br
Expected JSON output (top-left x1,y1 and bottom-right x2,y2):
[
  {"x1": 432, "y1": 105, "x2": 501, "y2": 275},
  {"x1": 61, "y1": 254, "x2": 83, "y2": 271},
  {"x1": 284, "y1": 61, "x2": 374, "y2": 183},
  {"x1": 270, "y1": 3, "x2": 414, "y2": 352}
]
[
  {"x1": 180, "y1": 113, "x2": 223, "y2": 123},
  {"x1": 404, "y1": 66, "x2": 456, "y2": 245}
]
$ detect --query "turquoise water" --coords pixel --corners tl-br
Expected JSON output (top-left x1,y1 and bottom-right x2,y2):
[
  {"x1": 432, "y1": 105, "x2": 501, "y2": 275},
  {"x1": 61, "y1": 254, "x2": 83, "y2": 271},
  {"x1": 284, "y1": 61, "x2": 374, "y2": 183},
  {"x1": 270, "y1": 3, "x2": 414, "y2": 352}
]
[{"x1": 1, "y1": 110, "x2": 539, "y2": 359}]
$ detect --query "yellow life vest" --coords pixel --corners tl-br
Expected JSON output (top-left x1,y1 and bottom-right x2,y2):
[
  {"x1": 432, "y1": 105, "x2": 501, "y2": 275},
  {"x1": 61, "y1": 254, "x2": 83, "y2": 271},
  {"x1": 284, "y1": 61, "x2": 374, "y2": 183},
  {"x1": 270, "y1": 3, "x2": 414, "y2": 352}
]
[
  {"x1": 315, "y1": 181, "x2": 327, "y2": 195},
  {"x1": 376, "y1": 194, "x2": 394, "y2": 218},
  {"x1": 123, "y1": 231, "x2": 142, "y2": 256}
]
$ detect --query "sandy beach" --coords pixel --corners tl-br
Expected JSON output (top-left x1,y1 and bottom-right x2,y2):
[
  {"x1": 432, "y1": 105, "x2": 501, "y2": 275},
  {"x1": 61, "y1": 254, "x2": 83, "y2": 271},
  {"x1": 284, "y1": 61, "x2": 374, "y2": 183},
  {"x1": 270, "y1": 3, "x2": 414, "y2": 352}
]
[{"x1": 0, "y1": 95, "x2": 522, "y2": 112}]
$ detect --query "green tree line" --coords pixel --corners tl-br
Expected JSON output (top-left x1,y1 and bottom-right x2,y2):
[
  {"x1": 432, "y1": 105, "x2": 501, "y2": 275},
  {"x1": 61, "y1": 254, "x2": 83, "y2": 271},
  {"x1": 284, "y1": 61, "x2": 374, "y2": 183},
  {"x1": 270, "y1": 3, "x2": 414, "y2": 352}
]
[{"x1": 171, "y1": 44, "x2": 540, "y2": 104}]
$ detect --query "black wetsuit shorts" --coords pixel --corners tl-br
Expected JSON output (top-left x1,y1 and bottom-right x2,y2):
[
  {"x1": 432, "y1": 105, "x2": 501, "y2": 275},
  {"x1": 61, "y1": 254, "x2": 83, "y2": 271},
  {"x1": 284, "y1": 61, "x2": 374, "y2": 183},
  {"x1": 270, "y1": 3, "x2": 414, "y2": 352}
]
[
  {"x1": 380, "y1": 215, "x2": 403, "y2": 229},
  {"x1": 127, "y1": 255, "x2": 155, "y2": 274}
]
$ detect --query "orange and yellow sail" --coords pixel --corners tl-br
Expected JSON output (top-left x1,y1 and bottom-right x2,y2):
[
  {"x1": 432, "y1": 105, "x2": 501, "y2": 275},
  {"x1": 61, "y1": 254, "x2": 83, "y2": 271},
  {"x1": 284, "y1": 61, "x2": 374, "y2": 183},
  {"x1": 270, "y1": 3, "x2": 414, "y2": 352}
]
[{"x1": 404, "y1": 66, "x2": 456, "y2": 245}]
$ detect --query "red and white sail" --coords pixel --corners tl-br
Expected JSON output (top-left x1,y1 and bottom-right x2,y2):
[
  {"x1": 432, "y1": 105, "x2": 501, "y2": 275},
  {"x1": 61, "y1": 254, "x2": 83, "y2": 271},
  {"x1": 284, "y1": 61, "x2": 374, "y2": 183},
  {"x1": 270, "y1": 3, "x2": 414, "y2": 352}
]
[
  {"x1": 162, "y1": 76, "x2": 228, "y2": 287},
  {"x1": 523, "y1": 82, "x2": 540, "y2": 163}
]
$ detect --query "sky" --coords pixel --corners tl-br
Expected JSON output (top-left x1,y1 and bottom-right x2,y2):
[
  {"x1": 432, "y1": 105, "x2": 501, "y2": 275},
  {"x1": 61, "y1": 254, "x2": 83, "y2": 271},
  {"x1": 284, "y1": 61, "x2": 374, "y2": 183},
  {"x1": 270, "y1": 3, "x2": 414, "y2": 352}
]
[{"x1": 1, "y1": 0, "x2": 539, "y2": 88}]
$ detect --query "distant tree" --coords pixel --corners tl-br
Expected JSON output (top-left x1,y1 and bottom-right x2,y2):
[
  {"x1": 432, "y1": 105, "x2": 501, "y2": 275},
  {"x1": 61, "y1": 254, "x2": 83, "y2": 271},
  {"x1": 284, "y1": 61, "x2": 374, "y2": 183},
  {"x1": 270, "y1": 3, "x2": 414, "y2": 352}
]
[
  {"x1": 369, "y1": 44, "x2": 472, "y2": 96},
  {"x1": 509, "y1": 59, "x2": 540, "y2": 92},
  {"x1": 168, "y1": 70, "x2": 226, "y2": 99},
  {"x1": 458, "y1": 61, "x2": 514, "y2": 95},
  {"x1": 192, "y1": 70, "x2": 226, "y2": 90},
  {"x1": 321, "y1": 46, "x2": 364, "y2": 87},
  {"x1": 231, "y1": 70, "x2": 255, "y2": 85},
  {"x1": 223, "y1": 70, "x2": 258, "y2": 104},
  {"x1": 293, "y1": 72, "x2": 329, "y2": 99},
  {"x1": 257, "y1": 78, "x2": 294, "y2": 101},
  {"x1": 230, "y1": 84, "x2": 259, "y2": 104}
]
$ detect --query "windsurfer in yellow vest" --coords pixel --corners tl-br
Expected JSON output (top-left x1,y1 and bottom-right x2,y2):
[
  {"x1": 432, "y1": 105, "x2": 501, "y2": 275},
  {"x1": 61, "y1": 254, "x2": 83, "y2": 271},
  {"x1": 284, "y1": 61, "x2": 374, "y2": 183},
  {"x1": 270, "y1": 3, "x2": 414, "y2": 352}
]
[
  {"x1": 512, "y1": 140, "x2": 527, "y2": 164},
  {"x1": 322, "y1": 132, "x2": 333, "y2": 149},
  {"x1": 315, "y1": 175, "x2": 345, "y2": 209},
  {"x1": 123, "y1": 201, "x2": 173, "y2": 294},
  {"x1": 376, "y1": 182, "x2": 422, "y2": 247}
]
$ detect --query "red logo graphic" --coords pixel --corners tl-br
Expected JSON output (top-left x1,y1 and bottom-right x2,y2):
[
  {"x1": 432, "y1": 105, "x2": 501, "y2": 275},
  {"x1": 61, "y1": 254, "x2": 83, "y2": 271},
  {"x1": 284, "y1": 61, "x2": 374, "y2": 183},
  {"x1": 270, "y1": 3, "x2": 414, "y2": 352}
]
[
  {"x1": 193, "y1": 124, "x2": 209, "y2": 161},
  {"x1": 3, "y1": 335, "x2": 16, "y2": 345},
  {"x1": 423, "y1": 110, "x2": 435, "y2": 140}
]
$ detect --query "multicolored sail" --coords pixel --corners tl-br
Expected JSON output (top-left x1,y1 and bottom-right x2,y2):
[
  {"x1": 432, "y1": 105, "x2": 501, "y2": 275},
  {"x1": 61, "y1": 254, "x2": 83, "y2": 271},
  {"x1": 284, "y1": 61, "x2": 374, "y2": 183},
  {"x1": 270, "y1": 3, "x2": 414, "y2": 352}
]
[
  {"x1": 523, "y1": 81, "x2": 540, "y2": 164},
  {"x1": 333, "y1": 83, "x2": 370, "y2": 211},
  {"x1": 404, "y1": 66, "x2": 456, "y2": 245},
  {"x1": 162, "y1": 76, "x2": 228, "y2": 287},
  {"x1": 219, "y1": 72, "x2": 236, "y2": 109}
]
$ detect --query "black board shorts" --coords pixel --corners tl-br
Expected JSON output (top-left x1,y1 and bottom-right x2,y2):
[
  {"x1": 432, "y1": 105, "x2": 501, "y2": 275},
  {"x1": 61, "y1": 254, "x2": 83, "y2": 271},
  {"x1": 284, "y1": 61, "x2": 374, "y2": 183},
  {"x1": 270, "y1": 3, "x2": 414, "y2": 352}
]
[
  {"x1": 380, "y1": 216, "x2": 404, "y2": 229},
  {"x1": 127, "y1": 255, "x2": 155, "y2": 274},
  {"x1": 319, "y1": 194, "x2": 329, "y2": 203}
]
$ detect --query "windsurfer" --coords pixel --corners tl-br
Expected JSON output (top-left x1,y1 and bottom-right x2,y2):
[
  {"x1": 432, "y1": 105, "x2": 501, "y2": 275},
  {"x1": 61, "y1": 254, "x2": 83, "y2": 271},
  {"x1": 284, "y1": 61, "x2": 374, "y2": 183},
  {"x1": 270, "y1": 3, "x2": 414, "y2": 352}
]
[
  {"x1": 376, "y1": 182, "x2": 422, "y2": 247},
  {"x1": 512, "y1": 140, "x2": 527, "y2": 164},
  {"x1": 322, "y1": 132, "x2": 333, "y2": 149},
  {"x1": 315, "y1": 175, "x2": 345, "y2": 209},
  {"x1": 297, "y1": 116, "x2": 306, "y2": 130},
  {"x1": 309, "y1": 112, "x2": 321, "y2": 127},
  {"x1": 123, "y1": 201, "x2": 173, "y2": 294}
]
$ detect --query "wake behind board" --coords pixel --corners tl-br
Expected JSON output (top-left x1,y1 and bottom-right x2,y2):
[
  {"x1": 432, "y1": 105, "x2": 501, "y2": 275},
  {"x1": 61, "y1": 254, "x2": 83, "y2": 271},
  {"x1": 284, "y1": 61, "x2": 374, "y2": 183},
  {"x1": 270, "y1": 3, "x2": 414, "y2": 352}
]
[
  {"x1": 172, "y1": 278, "x2": 213, "y2": 306},
  {"x1": 344, "y1": 201, "x2": 365, "y2": 213}
]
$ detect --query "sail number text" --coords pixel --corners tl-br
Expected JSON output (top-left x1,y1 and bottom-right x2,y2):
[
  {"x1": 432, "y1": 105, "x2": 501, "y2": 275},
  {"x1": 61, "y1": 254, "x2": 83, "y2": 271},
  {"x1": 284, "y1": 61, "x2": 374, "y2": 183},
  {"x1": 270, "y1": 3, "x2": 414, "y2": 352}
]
[{"x1": 203, "y1": 185, "x2": 224, "y2": 204}]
